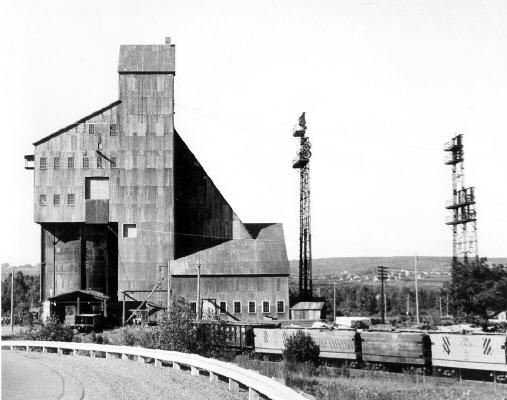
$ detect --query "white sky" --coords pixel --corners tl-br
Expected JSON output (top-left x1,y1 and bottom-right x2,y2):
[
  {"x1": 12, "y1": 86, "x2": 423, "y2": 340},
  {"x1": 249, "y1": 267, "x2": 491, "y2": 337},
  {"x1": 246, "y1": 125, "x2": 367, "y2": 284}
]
[{"x1": 0, "y1": 0, "x2": 506, "y2": 265}]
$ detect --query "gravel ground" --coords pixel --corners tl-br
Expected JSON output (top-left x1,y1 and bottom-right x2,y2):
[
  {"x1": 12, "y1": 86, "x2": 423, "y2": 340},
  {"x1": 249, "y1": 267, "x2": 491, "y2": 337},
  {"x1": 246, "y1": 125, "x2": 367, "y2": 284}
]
[{"x1": 2, "y1": 350, "x2": 248, "y2": 400}]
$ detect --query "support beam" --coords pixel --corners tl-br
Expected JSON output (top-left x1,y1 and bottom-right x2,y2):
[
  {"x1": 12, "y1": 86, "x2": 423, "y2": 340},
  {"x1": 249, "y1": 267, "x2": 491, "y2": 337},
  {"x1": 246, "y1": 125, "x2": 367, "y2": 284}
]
[{"x1": 228, "y1": 378, "x2": 239, "y2": 392}]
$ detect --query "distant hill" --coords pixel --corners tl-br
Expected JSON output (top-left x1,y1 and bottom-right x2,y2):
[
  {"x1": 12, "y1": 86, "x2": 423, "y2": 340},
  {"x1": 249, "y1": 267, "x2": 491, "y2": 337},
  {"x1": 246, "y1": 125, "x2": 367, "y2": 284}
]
[{"x1": 289, "y1": 256, "x2": 507, "y2": 278}]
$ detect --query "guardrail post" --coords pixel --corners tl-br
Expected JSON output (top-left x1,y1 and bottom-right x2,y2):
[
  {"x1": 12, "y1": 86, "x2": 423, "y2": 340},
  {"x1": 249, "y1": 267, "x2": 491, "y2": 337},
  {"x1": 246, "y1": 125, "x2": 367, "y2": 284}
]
[
  {"x1": 26, "y1": 346, "x2": 31, "y2": 352},
  {"x1": 248, "y1": 388, "x2": 260, "y2": 400},
  {"x1": 154, "y1": 359, "x2": 162, "y2": 367},
  {"x1": 122, "y1": 354, "x2": 129, "y2": 360},
  {"x1": 209, "y1": 372, "x2": 218, "y2": 383},
  {"x1": 172, "y1": 362, "x2": 181, "y2": 370},
  {"x1": 42, "y1": 347, "x2": 47, "y2": 353},
  {"x1": 57, "y1": 348, "x2": 63, "y2": 355},
  {"x1": 228, "y1": 378, "x2": 239, "y2": 392},
  {"x1": 73, "y1": 349, "x2": 78, "y2": 356},
  {"x1": 90, "y1": 350, "x2": 96, "y2": 358},
  {"x1": 191, "y1": 366, "x2": 199, "y2": 376},
  {"x1": 138, "y1": 355, "x2": 145, "y2": 363},
  {"x1": 106, "y1": 352, "x2": 112, "y2": 359}
]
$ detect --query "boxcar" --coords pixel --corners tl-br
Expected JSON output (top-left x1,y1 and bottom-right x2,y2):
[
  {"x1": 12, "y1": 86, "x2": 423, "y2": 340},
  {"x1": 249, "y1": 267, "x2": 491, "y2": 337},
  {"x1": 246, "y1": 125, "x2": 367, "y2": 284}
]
[
  {"x1": 253, "y1": 328, "x2": 359, "y2": 361},
  {"x1": 361, "y1": 331, "x2": 431, "y2": 369},
  {"x1": 430, "y1": 333, "x2": 507, "y2": 373}
]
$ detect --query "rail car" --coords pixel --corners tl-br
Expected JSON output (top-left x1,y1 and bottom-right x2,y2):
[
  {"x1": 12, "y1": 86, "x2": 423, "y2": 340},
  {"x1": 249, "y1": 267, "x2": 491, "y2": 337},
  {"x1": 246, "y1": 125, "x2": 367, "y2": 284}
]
[
  {"x1": 430, "y1": 332, "x2": 507, "y2": 381},
  {"x1": 249, "y1": 326, "x2": 507, "y2": 380},
  {"x1": 254, "y1": 328, "x2": 360, "y2": 364}
]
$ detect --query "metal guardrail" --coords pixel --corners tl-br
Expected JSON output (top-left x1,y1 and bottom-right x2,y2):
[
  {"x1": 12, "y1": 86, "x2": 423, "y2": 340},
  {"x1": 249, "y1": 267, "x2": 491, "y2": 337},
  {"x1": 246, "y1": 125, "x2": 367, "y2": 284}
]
[{"x1": 2, "y1": 340, "x2": 307, "y2": 400}]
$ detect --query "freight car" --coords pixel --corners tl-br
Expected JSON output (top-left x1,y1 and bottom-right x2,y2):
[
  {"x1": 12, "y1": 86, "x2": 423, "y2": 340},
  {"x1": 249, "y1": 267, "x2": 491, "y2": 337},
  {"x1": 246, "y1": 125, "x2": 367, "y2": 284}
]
[
  {"x1": 430, "y1": 332, "x2": 507, "y2": 381},
  {"x1": 250, "y1": 326, "x2": 507, "y2": 380},
  {"x1": 254, "y1": 328, "x2": 360, "y2": 364}
]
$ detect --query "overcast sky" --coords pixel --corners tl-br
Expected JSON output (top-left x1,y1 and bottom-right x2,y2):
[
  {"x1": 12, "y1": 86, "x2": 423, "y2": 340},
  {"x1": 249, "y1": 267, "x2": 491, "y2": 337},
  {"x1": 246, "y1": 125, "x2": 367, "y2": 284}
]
[{"x1": 1, "y1": 0, "x2": 506, "y2": 265}]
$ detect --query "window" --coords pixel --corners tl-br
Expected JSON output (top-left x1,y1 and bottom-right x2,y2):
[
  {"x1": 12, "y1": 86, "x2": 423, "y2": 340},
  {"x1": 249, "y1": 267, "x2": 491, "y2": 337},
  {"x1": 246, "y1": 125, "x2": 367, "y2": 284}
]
[
  {"x1": 110, "y1": 124, "x2": 117, "y2": 136},
  {"x1": 277, "y1": 300, "x2": 285, "y2": 313},
  {"x1": 53, "y1": 194, "x2": 60, "y2": 206},
  {"x1": 248, "y1": 301, "x2": 256, "y2": 314},
  {"x1": 88, "y1": 124, "x2": 94, "y2": 134},
  {"x1": 67, "y1": 193, "x2": 75, "y2": 206},
  {"x1": 85, "y1": 177, "x2": 109, "y2": 200},
  {"x1": 219, "y1": 301, "x2": 227, "y2": 314},
  {"x1": 53, "y1": 157, "x2": 60, "y2": 170},
  {"x1": 189, "y1": 301, "x2": 197, "y2": 314},
  {"x1": 233, "y1": 301, "x2": 241, "y2": 314},
  {"x1": 67, "y1": 157, "x2": 74, "y2": 169},
  {"x1": 111, "y1": 156, "x2": 117, "y2": 168},
  {"x1": 39, "y1": 194, "x2": 47, "y2": 206},
  {"x1": 39, "y1": 157, "x2": 47, "y2": 169},
  {"x1": 83, "y1": 156, "x2": 90, "y2": 169},
  {"x1": 262, "y1": 301, "x2": 270, "y2": 313},
  {"x1": 96, "y1": 156, "x2": 103, "y2": 169},
  {"x1": 123, "y1": 224, "x2": 137, "y2": 238}
]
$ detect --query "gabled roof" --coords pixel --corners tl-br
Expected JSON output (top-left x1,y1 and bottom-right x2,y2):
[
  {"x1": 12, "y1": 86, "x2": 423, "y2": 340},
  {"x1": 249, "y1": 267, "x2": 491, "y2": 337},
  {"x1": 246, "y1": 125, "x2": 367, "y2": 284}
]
[
  {"x1": 33, "y1": 100, "x2": 121, "y2": 146},
  {"x1": 48, "y1": 289, "x2": 109, "y2": 302}
]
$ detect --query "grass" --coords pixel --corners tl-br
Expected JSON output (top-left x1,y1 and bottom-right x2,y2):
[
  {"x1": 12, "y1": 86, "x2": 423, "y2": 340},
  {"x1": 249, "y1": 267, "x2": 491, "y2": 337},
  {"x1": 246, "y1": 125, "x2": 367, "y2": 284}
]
[{"x1": 234, "y1": 355, "x2": 507, "y2": 400}]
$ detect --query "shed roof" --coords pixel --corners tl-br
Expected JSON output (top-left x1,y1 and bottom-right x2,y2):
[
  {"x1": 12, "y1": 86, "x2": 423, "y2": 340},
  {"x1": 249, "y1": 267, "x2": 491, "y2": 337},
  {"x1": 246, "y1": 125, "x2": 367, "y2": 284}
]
[
  {"x1": 48, "y1": 290, "x2": 109, "y2": 302},
  {"x1": 290, "y1": 302, "x2": 325, "y2": 311},
  {"x1": 118, "y1": 45, "x2": 175, "y2": 73}
]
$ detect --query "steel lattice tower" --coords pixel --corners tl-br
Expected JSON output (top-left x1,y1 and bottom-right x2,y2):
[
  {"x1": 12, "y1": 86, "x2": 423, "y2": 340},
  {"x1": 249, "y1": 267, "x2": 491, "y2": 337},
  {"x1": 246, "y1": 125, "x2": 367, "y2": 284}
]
[
  {"x1": 444, "y1": 134, "x2": 479, "y2": 265},
  {"x1": 292, "y1": 113, "x2": 312, "y2": 301}
]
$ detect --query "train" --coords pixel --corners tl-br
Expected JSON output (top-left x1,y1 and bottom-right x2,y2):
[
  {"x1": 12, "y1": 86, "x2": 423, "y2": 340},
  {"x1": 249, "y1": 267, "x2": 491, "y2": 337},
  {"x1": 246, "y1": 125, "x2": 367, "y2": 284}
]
[{"x1": 214, "y1": 323, "x2": 507, "y2": 382}]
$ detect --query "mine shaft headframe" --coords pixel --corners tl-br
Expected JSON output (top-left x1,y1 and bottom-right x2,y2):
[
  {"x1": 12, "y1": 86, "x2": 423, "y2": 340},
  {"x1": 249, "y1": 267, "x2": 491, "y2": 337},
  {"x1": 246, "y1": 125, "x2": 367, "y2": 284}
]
[{"x1": 292, "y1": 112, "x2": 312, "y2": 169}]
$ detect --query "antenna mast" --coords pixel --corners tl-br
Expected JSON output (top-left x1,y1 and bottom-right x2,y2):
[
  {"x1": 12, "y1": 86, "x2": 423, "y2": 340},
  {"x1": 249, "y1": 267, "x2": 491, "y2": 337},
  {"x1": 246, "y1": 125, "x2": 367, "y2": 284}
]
[
  {"x1": 292, "y1": 113, "x2": 312, "y2": 301},
  {"x1": 444, "y1": 134, "x2": 479, "y2": 266}
]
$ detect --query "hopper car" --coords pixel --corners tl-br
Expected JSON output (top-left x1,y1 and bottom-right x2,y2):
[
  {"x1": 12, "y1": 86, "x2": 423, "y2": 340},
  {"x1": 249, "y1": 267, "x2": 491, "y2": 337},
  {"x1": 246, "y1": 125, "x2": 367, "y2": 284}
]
[{"x1": 247, "y1": 326, "x2": 507, "y2": 381}]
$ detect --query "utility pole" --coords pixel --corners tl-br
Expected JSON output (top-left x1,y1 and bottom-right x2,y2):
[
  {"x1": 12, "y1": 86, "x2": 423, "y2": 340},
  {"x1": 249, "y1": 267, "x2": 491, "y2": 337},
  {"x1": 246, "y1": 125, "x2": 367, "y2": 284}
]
[
  {"x1": 10, "y1": 268, "x2": 14, "y2": 333},
  {"x1": 196, "y1": 262, "x2": 201, "y2": 322},
  {"x1": 446, "y1": 293, "x2": 449, "y2": 317},
  {"x1": 414, "y1": 254, "x2": 420, "y2": 325},
  {"x1": 167, "y1": 261, "x2": 172, "y2": 311},
  {"x1": 333, "y1": 282, "x2": 337, "y2": 324},
  {"x1": 377, "y1": 266, "x2": 388, "y2": 323},
  {"x1": 292, "y1": 113, "x2": 313, "y2": 301},
  {"x1": 406, "y1": 294, "x2": 410, "y2": 317}
]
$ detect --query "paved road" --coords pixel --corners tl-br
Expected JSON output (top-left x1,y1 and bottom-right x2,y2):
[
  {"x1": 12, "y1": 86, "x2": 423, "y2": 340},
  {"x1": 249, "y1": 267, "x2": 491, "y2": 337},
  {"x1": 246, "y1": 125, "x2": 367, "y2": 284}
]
[{"x1": 2, "y1": 350, "x2": 247, "y2": 400}]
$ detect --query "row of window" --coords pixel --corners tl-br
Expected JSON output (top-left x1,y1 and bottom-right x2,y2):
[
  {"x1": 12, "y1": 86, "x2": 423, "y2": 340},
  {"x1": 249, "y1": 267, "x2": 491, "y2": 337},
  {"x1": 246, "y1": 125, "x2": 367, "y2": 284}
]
[
  {"x1": 39, "y1": 156, "x2": 117, "y2": 170},
  {"x1": 40, "y1": 194, "x2": 75, "y2": 206},
  {"x1": 189, "y1": 300, "x2": 285, "y2": 315},
  {"x1": 87, "y1": 123, "x2": 117, "y2": 136}
]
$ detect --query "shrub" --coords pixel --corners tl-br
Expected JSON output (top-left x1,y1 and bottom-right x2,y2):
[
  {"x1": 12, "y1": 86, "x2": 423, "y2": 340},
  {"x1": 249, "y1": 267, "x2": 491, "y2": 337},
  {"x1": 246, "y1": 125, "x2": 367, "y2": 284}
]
[
  {"x1": 20, "y1": 317, "x2": 74, "y2": 342},
  {"x1": 152, "y1": 296, "x2": 197, "y2": 353},
  {"x1": 283, "y1": 330, "x2": 320, "y2": 366}
]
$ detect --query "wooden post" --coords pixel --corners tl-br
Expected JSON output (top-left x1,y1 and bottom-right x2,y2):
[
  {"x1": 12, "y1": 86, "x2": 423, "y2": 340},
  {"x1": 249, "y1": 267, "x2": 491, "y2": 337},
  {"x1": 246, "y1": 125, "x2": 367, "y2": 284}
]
[
  {"x1": 196, "y1": 262, "x2": 201, "y2": 322},
  {"x1": 10, "y1": 269, "x2": 14, "y2": 333},
  {"x1": 122, "y1": 291, "x2": 126, "y2": 326},
  {"x1": 248, "y1": 388, "x2": 260, "y2": 400},
  {"x1": 229, "y1": 378, "x2": 239, "y2": 392}
]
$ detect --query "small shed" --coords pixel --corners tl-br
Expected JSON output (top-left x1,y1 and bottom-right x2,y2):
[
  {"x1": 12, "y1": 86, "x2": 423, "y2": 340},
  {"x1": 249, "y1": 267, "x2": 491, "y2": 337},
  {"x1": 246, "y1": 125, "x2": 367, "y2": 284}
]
[
  {"x1": 48, "y1": 290, "x2": 109, "y2": 325},
  {"x1": 290, "y1": 302, "x2": 326, "y2": 320}
]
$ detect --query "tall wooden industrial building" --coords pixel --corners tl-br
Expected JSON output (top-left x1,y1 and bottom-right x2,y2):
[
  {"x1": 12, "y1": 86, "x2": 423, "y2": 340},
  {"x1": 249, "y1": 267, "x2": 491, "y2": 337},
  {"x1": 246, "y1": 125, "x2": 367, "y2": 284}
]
[{"x1": 26, "y1": 38, "x2": 290, "y2": 322}]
